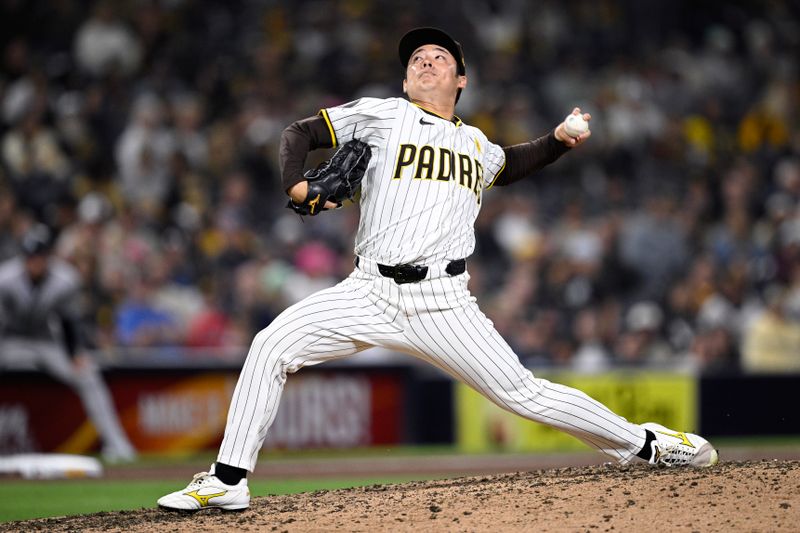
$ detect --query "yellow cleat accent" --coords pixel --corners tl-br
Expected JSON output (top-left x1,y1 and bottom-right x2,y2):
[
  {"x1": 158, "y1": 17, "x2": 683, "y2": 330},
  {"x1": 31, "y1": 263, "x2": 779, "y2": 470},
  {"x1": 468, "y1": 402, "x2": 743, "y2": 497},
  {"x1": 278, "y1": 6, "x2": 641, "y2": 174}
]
[
  {"x1": 184, "y1": 489, "x2": 227, "y2": 507},
  {"x1": 655, "y1": 429, "x2": 695, "y2": 448}
]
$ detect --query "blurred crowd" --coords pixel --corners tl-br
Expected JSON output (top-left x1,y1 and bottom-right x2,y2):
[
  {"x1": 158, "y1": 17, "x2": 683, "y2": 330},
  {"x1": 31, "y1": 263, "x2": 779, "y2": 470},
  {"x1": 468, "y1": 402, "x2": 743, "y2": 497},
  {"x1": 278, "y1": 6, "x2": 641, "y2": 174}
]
[{"x1": 1, "y1": 0, "x2": 799, "y2": 373}]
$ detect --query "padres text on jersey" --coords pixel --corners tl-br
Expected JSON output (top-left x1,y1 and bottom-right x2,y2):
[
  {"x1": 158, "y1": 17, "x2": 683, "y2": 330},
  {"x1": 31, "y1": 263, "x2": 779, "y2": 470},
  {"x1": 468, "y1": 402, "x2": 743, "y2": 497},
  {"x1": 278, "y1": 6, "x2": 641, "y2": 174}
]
[{"x1": 321, "y1": 97, "x2": 506, "y2": 266}]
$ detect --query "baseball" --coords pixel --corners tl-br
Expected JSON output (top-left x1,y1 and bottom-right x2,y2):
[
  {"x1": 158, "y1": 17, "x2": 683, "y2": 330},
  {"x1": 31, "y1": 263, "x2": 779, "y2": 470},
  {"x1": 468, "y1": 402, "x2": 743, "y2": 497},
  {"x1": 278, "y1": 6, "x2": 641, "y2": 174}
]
[{"x1": 564, "y1": 113, "x2": 589, "y2": 137}]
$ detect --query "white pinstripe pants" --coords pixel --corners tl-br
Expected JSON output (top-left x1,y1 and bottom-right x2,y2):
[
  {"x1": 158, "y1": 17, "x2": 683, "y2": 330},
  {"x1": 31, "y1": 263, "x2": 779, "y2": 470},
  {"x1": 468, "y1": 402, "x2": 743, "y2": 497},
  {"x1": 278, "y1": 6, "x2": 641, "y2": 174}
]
[{"x1": 218, "y1": 267, "x2": 646, "y2": 471}]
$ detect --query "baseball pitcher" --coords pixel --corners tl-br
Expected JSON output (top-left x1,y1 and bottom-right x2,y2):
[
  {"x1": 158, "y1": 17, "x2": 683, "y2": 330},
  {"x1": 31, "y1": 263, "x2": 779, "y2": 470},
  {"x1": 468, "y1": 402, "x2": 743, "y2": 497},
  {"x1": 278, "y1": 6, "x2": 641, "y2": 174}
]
[
  {"x1": 158, "y1": 27, "x2": 717, "y2": 512},
  {"x1": 0, "y1": 224, "x2": 136, "y2": 462}
]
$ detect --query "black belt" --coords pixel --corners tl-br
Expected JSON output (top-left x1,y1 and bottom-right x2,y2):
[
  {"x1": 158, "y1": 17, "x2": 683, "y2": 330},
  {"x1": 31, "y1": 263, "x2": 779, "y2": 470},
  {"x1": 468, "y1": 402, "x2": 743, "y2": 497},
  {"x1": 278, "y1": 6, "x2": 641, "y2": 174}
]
[{"x1": 355, "y1": 257, "x2": 466, "y2": 284}]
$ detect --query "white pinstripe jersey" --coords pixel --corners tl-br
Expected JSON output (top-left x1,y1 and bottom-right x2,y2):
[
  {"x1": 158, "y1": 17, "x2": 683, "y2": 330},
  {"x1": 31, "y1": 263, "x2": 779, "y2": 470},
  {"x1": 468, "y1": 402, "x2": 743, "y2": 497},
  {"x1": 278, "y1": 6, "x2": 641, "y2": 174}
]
[{"x1": 321, "y1": 97, "x2": 506, "y2": 265}]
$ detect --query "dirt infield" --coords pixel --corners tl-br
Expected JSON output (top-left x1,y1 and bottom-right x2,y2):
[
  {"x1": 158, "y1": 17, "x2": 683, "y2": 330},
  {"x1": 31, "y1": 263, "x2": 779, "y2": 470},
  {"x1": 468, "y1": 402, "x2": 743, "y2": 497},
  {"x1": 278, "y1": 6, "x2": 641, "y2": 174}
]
[{"x1": 4, "y1": 460, "x2": 798, "y2": 532}]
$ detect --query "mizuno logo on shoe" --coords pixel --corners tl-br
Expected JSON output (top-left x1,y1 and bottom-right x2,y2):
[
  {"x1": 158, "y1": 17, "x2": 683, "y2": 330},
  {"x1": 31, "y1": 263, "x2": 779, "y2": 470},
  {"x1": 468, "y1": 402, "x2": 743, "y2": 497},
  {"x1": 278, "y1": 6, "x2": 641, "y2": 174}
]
[
  {"x1": 419, "y1": 118, "x2": 434, "y2": 126},
  {"x1": 656, "y1": 429, "x2": 695, "y2": 448},
  {"x1": 184, "y1": 489, "x2": 227, "y2": 507}
]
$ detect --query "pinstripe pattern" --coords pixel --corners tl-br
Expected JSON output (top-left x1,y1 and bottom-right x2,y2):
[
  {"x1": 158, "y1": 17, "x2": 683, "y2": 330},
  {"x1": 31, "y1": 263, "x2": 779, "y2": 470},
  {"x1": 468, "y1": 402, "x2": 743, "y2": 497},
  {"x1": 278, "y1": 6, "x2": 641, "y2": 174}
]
[
  {"x1": 216, "y1": 96, "x2": 646, "y2": 472},
  {"x1": 324, "y1": 98, "x2": 505, "y2": 266},
  {"x1": 217, "y1": 269, "x2": 644, "y2": 471},
  {"x1": 218, "y1": 271, "x2": 408, "y2": 469}
]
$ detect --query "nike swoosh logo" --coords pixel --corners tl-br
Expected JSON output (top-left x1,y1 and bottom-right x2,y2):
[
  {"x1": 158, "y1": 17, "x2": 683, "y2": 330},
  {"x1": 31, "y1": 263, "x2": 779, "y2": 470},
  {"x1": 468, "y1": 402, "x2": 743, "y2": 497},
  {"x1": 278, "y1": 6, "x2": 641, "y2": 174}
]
[{"x1": 419, "y1": 118, "x2": 434, "y2": 126}]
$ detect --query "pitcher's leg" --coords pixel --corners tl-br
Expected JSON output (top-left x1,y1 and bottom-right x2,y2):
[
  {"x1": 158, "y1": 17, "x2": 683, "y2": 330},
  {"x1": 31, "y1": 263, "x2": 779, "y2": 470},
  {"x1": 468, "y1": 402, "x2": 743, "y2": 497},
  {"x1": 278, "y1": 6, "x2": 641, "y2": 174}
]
[
  {"x1": 404, "y1": 277, "x2": 645, "y2": 463},
  {"x1": 158, "y1": 274, "x2": 407, "y2": 510},
  {"x1": 218, "y1": 276, "x2": 403, "y2": 471}
]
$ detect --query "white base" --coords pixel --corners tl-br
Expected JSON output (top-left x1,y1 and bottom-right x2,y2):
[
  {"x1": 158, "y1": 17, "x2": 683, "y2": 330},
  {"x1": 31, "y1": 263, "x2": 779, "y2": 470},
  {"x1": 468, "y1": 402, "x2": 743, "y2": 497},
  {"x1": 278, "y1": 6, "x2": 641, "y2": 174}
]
[{"x1": 0, "y1": 453, "x2": 104, "y2": 479}]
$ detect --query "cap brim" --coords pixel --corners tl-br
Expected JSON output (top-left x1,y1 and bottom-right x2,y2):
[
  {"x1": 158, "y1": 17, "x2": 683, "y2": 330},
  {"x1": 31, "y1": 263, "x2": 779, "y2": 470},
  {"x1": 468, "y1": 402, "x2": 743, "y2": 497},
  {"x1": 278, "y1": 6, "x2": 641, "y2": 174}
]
[{"x1": 398, "y1": 27, "x2": 465, "y2": 75}]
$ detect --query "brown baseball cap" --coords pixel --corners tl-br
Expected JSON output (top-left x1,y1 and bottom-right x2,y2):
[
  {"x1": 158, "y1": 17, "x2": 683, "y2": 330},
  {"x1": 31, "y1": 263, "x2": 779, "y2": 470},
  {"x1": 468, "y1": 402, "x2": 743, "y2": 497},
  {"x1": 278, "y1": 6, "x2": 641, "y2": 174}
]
[{"x1": 398, "y1": 27, "x2": 466, "y2": 75}]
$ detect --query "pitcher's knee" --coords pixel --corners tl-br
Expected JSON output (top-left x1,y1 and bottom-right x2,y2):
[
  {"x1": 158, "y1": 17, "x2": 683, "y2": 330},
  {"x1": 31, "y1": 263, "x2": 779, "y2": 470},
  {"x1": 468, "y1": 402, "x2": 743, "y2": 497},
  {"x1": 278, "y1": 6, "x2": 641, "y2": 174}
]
[
  {"x1": 248, "y1": 329, "x2": 300, "y2": 378},
  {"x1": 250, "y1": 328, "x2": 272, "y2": 351}
]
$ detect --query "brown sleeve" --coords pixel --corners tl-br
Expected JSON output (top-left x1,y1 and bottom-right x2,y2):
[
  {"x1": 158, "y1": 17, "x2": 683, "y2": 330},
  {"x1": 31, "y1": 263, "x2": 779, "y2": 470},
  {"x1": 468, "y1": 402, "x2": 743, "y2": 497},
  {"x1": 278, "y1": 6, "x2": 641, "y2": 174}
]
[
  {"x1": 493, "y1": 130, "x2": 571, "y2": 187},
  {"x1": 279, "y1": 114, "x2": 336, "y2": 192}
]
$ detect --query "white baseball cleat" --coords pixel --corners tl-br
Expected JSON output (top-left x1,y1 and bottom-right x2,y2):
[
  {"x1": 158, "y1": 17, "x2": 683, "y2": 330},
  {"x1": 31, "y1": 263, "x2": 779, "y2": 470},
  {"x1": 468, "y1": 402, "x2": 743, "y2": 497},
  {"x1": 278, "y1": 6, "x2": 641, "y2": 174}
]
[
  {"x1": 642, "y1": 422, "x2": 719, "y2": 467},
  {"x1": 157, "y1": 471, "x2": 250, "y2": 511}
]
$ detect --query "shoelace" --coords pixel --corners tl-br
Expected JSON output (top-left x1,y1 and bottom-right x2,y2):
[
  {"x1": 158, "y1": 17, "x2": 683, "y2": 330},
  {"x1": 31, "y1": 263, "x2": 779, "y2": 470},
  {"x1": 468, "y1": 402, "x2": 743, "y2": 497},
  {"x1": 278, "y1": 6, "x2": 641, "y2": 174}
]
[
  {"x1": 655, "y1": 443, "x2": 695, "y2": 466},
  {"x1": 187, "y1": 471, "x2": 212, "y2": 488}
]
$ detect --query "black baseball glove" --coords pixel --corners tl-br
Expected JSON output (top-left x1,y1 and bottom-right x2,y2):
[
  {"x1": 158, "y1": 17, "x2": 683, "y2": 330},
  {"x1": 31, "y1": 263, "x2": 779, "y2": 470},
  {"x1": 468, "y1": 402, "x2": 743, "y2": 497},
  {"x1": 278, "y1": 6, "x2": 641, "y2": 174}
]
[{"x1": 287, "y1": 140, "x2": 372, "y2": 216}]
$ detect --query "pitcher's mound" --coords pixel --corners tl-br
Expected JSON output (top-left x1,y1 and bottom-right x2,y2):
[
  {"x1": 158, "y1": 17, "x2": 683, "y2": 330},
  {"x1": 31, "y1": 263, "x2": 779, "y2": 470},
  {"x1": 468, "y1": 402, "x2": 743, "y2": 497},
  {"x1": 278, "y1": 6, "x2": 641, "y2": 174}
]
[{"x1": 5, "y1": 460, "x2": 799, "y2": 532}]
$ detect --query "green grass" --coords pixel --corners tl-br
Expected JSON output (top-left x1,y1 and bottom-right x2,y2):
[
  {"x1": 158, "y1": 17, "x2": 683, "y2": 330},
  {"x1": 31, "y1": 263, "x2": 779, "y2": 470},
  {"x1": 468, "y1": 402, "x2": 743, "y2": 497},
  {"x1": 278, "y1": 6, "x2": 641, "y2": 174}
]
[
  {"x1": 118, "y1": 445, "x2": 459, "y2": 466},
  {"x1": 0, "y1": 476, "x2": 438, "y2": 523},
  {"x1": 4, "y1": 437, "x2": 799, "y2": 524},
  {"x1": 103, "y1": 436, "x2": 800, "y2": 470}
]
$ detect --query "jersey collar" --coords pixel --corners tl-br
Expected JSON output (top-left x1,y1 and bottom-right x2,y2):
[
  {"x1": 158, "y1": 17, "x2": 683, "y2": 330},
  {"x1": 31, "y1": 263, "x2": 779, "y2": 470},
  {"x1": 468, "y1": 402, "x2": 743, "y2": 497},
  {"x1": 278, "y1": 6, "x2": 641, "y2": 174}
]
[{"x1": 412, "y1": 102, "x2": 463, "y2": 127}]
